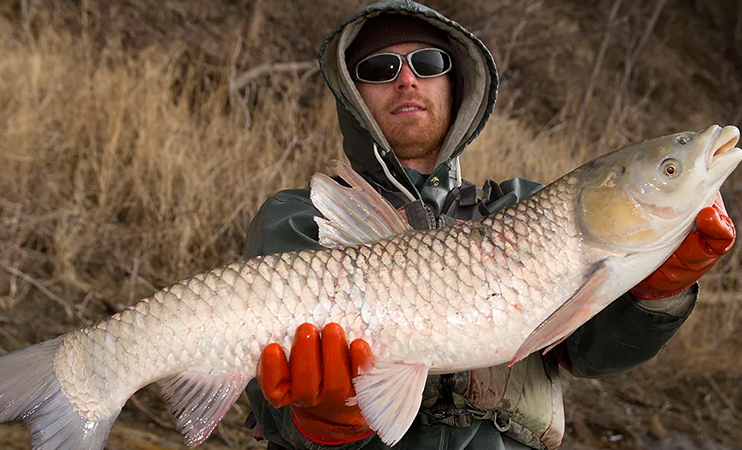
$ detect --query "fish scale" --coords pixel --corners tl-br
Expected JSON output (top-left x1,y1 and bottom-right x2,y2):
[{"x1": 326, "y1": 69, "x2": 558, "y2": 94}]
[{"x1": 2, "y1": 125, "x2": 741, "y2": 449}]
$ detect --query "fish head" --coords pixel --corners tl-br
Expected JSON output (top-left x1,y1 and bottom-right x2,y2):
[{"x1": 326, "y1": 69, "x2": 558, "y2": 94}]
[{"x1": 579, "y1": 124, "x2": 741, "y2": 253}]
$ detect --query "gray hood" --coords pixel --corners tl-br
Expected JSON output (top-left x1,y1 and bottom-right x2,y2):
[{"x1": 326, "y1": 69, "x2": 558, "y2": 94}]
[{"x1": 319, "y1": 0, "x2": 498, "y2": 200}]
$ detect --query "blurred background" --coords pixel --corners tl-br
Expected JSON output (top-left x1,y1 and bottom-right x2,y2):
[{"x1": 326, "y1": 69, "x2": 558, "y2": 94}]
[{"x1": 0, "y1": 0, "x2": 741, "y2": 448}]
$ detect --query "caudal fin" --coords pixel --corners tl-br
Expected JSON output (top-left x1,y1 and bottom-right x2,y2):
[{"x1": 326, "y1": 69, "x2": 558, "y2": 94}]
[{"x1": 0, "y1": 338, "x2": 120, "y2": 450}]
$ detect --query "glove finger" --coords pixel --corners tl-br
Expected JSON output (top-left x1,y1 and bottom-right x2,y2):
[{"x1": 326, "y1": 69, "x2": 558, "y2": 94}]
[
  {"x1": 695, "y1": 207, "x2": 735, "y2": 254},
  {"x1": 317, "y1": 323, "x2": 352, "y2": 404},
  {"x1": 289, "y1": 323, "x2": 323, "y2": 407},
  {"x1": 673, "y1": 232, "x2": 717, "y2": 266},
  {"x1": 349, "y1": 339, "x2": 374, "y2": 397},
  {"x1": 257, "y1": 343, "x2": 292, "y2": 408}
]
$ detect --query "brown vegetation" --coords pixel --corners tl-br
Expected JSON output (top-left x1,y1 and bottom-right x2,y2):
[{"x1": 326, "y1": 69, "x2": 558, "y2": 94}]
[{"x1": 0, "y1": 0, "x2": 741, "y2": 449}]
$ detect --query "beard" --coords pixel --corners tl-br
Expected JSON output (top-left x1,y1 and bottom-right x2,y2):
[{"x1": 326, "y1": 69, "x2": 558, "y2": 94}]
[{"x1": 378, "y1": 94, "x2": 452, "y2": 163}]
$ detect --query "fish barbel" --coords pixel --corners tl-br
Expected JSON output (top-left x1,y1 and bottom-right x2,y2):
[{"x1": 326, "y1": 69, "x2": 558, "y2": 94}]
[{"x1": 0, "y1": 125, "x2": 740, "y2": 449}]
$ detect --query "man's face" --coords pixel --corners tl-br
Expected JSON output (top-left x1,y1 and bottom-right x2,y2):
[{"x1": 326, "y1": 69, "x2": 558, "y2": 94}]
[{"x1": 355, "y1": 42, "x2": 453, "y2": 173}]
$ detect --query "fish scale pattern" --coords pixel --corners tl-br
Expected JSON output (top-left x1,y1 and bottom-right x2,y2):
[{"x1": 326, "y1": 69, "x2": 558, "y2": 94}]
[
  {"x1": 347, "y1": 177, "x2": 588, "y2": 372},
  {"x1": 52, "y1": 176, "x2": 593, "y2": 421}
]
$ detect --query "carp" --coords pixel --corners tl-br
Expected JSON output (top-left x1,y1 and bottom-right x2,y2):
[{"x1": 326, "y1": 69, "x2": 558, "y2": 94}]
[{"x1": 0, "y1": 125, "x2": 740, "y2": 448}]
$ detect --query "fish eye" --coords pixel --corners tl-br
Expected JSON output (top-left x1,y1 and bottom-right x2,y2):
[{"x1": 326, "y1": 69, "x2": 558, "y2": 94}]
[
  {"x1": 660, "y1": 158, "x2": 681, "y2": 178},
  {"x1": 676, "y1": 136, "x2": 691, "y2": 145}
]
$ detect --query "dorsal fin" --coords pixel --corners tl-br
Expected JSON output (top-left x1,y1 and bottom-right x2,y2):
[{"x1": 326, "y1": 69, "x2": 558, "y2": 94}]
[
  {"x1": 310, "y1": 160, "x2": 411, "y2": 248},
  {"x1": 157, "y1": 372, "x2": 247, "y2": 446}
]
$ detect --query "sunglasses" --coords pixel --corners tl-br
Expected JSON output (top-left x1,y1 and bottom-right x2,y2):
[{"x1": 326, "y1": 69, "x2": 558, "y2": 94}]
[{"x1": 354, "y1": 48, "x2": 452, "y2": 84}]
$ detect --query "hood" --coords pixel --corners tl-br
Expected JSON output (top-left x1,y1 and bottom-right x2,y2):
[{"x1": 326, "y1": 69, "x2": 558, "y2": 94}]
[{"x1": 319, "y1": 0, "x2": 498, "y2": 201}]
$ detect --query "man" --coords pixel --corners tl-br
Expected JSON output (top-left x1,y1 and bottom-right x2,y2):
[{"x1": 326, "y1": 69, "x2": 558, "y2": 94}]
[{"x1": 242, "y1": 2, "x2": 736, "y2": 449}]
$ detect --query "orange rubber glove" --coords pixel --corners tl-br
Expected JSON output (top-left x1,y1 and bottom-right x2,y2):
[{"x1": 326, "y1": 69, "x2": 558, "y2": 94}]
[
  {"x1": 257, "y1": 323, "x2": 375, "y2": 445},
  {"x1": 631, "y1": 193, "x2": 736, "y2": 299}
]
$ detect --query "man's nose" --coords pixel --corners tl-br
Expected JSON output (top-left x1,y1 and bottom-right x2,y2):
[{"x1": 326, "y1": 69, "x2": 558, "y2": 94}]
[{"x1": 395, "y1": 62, "x2": 418, "y2": 89}]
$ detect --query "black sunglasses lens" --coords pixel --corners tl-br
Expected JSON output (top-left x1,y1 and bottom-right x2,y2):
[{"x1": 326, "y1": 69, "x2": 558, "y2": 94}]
[
  {"x1": 411, "y1": 50, "x2": 450, "y2": 77},
  {"x1": 356, "y1": 54, "x2": 401, "y2": 82}
]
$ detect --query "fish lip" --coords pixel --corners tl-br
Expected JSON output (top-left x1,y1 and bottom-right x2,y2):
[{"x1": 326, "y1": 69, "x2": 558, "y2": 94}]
[{"x1": 707, "y1": 125, "x2": 741, "y2": 170}]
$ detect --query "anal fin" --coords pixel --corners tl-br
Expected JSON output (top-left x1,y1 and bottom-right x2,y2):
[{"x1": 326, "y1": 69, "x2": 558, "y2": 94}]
[
  {"x1": 352, "y1": 361, "x2": 428, "y2": 446},
  {"x1": 158, "y1": 372, "x2": 247, "y2": 446}
]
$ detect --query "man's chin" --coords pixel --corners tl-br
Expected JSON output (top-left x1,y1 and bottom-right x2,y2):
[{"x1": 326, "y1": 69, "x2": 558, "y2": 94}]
[
  {"x1": 382, "y1": 120, "x2": 448, "y2": 155},
  {"x1": 385, "y1": 115, "x2": 426, "y2": 129},
  {"x1": 386, "y1": 123, "x2": 433, "y2": 138}
]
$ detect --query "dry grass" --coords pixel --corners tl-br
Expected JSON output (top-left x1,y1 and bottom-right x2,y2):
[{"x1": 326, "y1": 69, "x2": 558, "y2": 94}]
[
  {"x1": 1, "y1": 0, "x2": 742, "y2": 448},
  {"x1": 0, "y1": 13, "x2": 345, "y2": 341}
]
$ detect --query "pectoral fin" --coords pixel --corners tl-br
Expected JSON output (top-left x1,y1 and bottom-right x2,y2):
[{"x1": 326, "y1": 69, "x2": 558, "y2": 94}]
[
  {"x1": 351, "y1": 361, "x2": 428, "y2": 446},
  {"x1": 510, "y1": 261, "x2": 615, "y2": 366}
]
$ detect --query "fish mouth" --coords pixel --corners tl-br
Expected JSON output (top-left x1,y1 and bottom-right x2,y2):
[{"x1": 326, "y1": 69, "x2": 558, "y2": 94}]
[{"x1": 708, "y1": 125, "x2": 741, "y2": 169}]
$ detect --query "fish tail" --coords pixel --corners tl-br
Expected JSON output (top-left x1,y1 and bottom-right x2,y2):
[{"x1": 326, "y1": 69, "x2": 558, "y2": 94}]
[{"x1": 0, "y1": 337, "x2": 120, "y2": 450}]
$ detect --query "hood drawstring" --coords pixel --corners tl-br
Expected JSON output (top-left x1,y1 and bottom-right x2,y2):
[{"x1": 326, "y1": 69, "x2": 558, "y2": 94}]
[
  {"x1": 373, "y1": 143, "x2": 417, "y2": 203},
  {"x1": 453, "y1": 155, "x2": 462, "y2": 188}
]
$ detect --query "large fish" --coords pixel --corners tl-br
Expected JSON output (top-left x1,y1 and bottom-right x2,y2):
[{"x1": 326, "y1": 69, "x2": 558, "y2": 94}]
[{"x1": 0, "y1": 125, "x2": 740, "y2": 449}]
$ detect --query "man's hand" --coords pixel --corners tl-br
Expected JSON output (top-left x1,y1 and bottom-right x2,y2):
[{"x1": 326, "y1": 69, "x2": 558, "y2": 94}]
[
  {"x1": 257, "y1": 323, "x2": 375, "y2": 445},
  {"x1": 631, "y1": 193, "x2": 736, "y2": 299}
]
